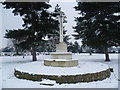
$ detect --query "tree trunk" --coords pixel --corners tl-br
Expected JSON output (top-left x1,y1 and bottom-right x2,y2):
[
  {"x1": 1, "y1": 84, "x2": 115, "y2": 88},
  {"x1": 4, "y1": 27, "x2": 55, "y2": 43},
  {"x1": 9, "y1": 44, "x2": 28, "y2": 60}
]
[
  {"x1": 89, "y1": 47, "x2": 92, "y2": 55},
  {"x1": 15, "y1": 46, "x2": 19, "y2": 55},
  {"x1": 89, "y1": 52, "x2": 92, "y2": 55},
  {"x1": 104, "y1": 47, "x2": 110, "y2": 61},
  {"x1": 32, "y1": 45, "x2": 37, "y2": 61}
]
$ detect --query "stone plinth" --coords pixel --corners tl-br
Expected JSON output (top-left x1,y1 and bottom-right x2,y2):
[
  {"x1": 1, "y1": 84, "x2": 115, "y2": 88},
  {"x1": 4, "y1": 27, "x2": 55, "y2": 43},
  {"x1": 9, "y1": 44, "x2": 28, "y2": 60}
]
[
  {"x1": 44, "y1": 59, "x2": 78, "y2": 67},
  {"x1": 51, "y1": 52, "x2": 72, "y2": 60},
  {"x1": 46, "y1": 42, "x2": 79, "y2": 67},
  {"x1": 56, "y1": 42, "x2": 67, "y2": 52}
]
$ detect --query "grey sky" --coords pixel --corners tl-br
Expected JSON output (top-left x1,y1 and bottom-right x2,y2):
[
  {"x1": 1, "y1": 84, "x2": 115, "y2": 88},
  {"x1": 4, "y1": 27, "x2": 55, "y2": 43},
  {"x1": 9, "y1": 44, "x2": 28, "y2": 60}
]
[{"x1": 0, "y1": 1, "x2": 81, "y2": 49}]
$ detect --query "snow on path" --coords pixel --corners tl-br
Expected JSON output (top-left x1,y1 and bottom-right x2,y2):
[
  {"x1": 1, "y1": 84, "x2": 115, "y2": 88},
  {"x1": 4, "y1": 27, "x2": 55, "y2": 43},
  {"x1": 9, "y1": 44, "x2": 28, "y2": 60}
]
[{"x1": 0, "y1": 53, "x2": 118, "y2": 88}]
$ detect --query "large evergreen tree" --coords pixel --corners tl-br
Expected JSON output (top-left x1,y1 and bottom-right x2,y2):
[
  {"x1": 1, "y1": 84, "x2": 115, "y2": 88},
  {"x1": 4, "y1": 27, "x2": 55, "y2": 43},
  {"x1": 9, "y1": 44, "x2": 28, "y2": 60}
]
[
  {"x1": 73, "y1": 2, "x2": 120, "y2": 61},
  {"x1": 3, "y1": 2, "x2": 59, "y2": 61}
]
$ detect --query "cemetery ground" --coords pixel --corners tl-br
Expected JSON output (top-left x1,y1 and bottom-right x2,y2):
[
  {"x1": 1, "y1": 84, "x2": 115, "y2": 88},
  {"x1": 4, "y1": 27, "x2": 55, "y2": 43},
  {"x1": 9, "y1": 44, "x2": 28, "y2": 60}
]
[{"x1": 0, "y1": 53, "x2": 119, "y2": 88}]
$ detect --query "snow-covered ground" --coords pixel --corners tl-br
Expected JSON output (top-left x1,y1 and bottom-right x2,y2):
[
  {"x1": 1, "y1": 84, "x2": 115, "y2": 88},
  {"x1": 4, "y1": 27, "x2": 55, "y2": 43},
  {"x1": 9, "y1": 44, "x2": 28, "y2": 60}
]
[
  {"x1": 15, "y1": 61, "x2": 110, "y2": 76},
  {"x1": 0, "y1": 56, "x2": 2, "y2": 89},
  {"x1": 0, "y1": 53, "x2": 119, "y2": 88}
]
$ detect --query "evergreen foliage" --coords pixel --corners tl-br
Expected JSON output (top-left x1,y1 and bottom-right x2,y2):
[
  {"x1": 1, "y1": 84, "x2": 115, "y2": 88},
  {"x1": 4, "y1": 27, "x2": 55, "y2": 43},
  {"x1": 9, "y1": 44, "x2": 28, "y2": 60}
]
[
  {"x1": 73, "y1": 2, "x2": 120, "y2": 61},
  {"x1": 3, "y1": 2, "x2": 59, "y2": 61}
]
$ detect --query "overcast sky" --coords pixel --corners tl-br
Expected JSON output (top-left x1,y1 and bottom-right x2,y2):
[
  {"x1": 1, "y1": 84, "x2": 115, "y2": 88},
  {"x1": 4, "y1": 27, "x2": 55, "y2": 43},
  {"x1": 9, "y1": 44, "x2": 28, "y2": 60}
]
[{"x1": 0, "y1": 0, "x2": 82, "y2": 49}]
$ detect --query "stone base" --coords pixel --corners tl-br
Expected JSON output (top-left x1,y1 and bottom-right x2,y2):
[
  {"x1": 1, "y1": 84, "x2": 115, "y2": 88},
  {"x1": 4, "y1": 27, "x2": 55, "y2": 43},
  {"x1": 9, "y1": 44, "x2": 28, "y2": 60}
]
[
  {"x1": 56, "y1": 42, "x2": 67, "y2": 52},
  {"x1": 51, "y1": 52, "x2": 72, "y2": 60},
  {"x1": 44, "y1": 59, "x2": 78, "y2": 67},
  {"x1": 14, "y1": 62, "x2": 111, "y2": 84},
  {"x1": 51, "y1": 42, "x2": 73, "y2": 60}
]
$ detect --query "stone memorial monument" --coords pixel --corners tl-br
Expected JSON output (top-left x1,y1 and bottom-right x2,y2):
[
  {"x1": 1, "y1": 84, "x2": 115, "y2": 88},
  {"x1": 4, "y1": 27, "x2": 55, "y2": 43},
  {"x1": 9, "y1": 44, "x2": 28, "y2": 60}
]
[{"x1": 44, "y1": 10, "x2": 78, "y2": 67}]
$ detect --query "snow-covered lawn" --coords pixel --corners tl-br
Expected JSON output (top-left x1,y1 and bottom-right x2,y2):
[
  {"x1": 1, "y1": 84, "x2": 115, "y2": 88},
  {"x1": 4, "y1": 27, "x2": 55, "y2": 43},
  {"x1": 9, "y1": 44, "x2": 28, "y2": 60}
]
[{"x1": 0, "y1": 53, "x2": 119, "y2": 88}]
